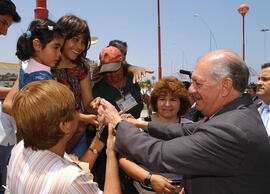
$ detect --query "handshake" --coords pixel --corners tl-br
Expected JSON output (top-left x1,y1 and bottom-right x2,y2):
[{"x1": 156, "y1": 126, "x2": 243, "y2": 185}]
[
  {"x1": 90, "y1": 97, "x2": 123, "y2": 129},
  {"x1": 90, "y1": 97, "x2": 137, "y2": 128},
  {"x1": 80, "y1": 97, "x2": 143, "y2": 143}
]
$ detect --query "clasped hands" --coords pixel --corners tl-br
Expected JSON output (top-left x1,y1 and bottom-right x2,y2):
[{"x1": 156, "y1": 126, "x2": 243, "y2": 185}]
[
  {"x1": 90, "y1": 97, "x2": 121, "y2": 129},
  {"x1": 90, "y1": 97, "x2": 138, "y2": 131}
]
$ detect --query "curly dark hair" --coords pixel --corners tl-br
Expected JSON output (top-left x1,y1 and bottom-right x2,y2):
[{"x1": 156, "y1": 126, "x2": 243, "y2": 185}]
[{"x1": 150, "y1": 76, "x2": 191, "y2": 116}]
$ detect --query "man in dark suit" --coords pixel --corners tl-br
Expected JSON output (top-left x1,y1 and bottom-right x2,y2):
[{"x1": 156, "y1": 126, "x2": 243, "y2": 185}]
[
  {"x1": 95, "y1": 49, "x2": 270, "y2": 194},
  {"x1": 256, "y1": 63, "x2": 270, "y2": 137}
]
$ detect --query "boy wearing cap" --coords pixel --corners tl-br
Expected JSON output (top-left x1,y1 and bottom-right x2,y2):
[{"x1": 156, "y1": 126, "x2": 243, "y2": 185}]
[{"x1": 92, "y1": 46, "x2": 143, "y2": 192}]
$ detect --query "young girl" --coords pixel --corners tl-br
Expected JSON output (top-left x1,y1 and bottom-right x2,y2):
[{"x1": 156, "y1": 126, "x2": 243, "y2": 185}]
[
  {"x1": 2, "y1": 18, "x2": 64, "y2": 144},
  {"x1": 52, "y1": 14, "x2": 100, "y2": 157},
  {"x1": 2, "y1": 18, "x2": 64, "y2": 114},
  {"x1": 16, "y1": 18, "x2": 64, "y2": 89}
]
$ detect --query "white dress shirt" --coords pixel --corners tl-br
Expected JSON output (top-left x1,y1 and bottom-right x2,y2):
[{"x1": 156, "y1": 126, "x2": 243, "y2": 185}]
[{"x1": 258, "y1": 102, "x2": 270, "y2": 136}]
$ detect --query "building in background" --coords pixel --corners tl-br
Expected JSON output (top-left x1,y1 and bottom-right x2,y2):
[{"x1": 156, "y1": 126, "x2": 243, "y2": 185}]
[{"x1": 0, "y1": 62, "x2": 19, "y2": 86}]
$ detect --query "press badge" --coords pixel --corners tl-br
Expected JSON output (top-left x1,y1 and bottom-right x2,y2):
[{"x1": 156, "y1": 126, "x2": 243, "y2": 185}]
[{"x1": 116, "y1": 93, "x2": 138, "y2": 113}]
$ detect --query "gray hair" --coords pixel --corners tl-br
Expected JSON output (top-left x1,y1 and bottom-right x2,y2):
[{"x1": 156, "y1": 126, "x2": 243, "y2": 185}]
[{"x1": 211, "y1": 55, "x2": 249, "y2": 93}]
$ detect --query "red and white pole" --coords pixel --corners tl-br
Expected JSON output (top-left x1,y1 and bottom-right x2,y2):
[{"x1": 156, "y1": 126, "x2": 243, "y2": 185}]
[
  {"x1": 157, "y1": 0, "x2": 162, "y2": 80},
  {"x1": 237, "y1": 4, "x2": 249, "y2": 61},
  {"x1": 35, "y1": 0, "x2": 48, "y2": 19}
]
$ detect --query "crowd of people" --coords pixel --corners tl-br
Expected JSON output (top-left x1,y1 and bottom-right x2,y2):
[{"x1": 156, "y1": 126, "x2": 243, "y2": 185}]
[{"x1": 1, "y1": 1, "x2": 270, "y2": 194}]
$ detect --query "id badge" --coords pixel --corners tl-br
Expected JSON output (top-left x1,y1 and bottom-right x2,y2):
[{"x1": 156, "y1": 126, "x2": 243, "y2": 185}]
[{"x1": 116, "y1": 93, "x2": 138, "y2": 113}]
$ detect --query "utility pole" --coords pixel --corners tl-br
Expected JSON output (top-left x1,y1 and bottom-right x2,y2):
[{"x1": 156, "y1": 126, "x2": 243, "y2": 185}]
[{"x1": 261, "y1": 29, "x2": 269, "y2": 63}]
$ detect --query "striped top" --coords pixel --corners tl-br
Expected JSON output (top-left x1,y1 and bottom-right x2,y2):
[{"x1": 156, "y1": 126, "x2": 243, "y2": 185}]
[{"x1": 6, "y1": 141, "x2": 103, "y2": 194}]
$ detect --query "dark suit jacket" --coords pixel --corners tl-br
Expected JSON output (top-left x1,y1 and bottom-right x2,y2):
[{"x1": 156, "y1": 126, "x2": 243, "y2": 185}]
[{"x1": 114, "y1": 94, "x2": 270, "y2": 194}]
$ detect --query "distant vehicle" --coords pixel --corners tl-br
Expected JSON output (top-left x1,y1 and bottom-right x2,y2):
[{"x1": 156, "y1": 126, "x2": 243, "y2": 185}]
[{"x1": 0, "y1": 83, "x2": 9, "y2": 87}]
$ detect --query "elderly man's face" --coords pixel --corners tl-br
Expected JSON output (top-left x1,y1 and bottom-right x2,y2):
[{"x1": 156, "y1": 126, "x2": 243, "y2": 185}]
[
  {"x1": 257, "y1": 67, "x2": 270, "y2": 103},
  {"x1": 189, "y1": 57, "x2": 223, "y2": 117},
  {"x1": 0, "y1": 14, "x2": 13, "y2": 36}
]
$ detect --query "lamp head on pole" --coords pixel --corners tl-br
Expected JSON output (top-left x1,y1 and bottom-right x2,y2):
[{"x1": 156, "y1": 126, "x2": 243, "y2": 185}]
[
  {"x1": 88, "y1": 36, "x2": 99, "y2": 47},
  {"x1": 261, "y1": 29, "x2": 269, "y2": 32},
  {"x1": 238, "y1": 4, "x2": 249, "y2": 17},
  {"x1": 193, "y1": 13, "x2": 199, "y2": 17}
]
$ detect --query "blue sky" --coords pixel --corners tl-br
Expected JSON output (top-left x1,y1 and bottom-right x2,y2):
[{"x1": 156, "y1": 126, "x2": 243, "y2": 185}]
[{"x1": 0, "y1": 0, "x2": 269, "y2": 82}]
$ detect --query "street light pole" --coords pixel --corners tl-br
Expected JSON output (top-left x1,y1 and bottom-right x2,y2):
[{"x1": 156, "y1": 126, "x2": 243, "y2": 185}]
[
  {"x1": 157, "y1": 0, "x2": 162, "y2": 80},
  {"x1": 209, "y1": 31, "x2": 212, "y2": 52},
  {"x1": 35, "y1": 0, "x2": 48, "y2": 19},
  {"x1": 261, "y1": 29, "x2": 269, "y2": 63},
  {"x1": 237, "y1": 4, "x2": 249, "y2": 61},
  {"x1": 193, "y1": 13, "x2": 218, "y2": 52}
]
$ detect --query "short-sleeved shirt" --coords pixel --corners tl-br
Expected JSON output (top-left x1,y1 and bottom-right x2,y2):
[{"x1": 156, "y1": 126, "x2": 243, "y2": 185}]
[
  {"x1": 93, "y1": 75, "x2": 143, "y2": 119},
  {"x1": 52, "y1": 64, "x2": 89, "y2": 110},
  {"x1": 7, "y1": 141, "x2": 103, "y2": 194},
  {"x1": 0, "y1": 102, "x2": 17, "y2": 146},
  {"x1": 19, "y1": 58, "x2": 54, "y2": 90},
  {"x1": 92, "y1": 75, "x2": 143, "y2": 190}
]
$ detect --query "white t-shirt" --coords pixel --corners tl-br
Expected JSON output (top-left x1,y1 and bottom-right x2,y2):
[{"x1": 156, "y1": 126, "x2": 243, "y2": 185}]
[{"x1": 0, "y1": 102, "x2": 17, "y2": 146}]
